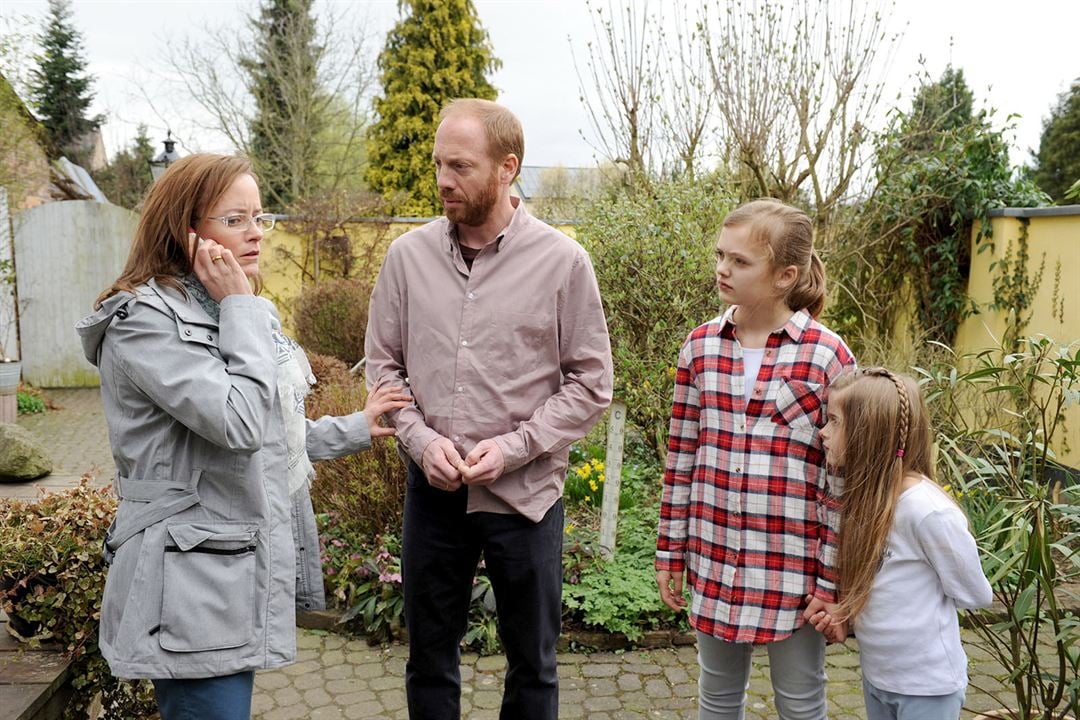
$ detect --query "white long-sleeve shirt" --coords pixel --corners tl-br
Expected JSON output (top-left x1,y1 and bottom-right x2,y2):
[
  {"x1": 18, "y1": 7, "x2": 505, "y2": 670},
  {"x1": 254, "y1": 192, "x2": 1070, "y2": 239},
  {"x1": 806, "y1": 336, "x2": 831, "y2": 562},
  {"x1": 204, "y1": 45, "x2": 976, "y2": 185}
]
[{"x1": 854, "y1": 479, "x2": 992, "y2": 696}]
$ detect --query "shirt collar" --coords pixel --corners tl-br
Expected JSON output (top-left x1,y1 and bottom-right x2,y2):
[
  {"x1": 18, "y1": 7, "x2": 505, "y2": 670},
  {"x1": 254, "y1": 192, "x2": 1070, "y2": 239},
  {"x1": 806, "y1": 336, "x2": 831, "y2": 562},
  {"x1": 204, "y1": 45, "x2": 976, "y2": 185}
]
[
  {"x1": 442, "y1": 196, "x2": 529, "y2": 254},
  {"x1": 716, "y1": 305, "x2": 812, "y2": 342}
]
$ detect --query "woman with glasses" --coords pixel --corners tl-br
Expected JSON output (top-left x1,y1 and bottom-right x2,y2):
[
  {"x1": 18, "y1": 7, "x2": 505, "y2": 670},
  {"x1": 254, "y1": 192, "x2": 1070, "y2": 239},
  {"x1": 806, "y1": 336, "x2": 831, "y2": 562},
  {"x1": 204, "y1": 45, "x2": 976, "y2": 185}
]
[{"x1": 77, "y1": 153, "x2": 409, "y2": 720}]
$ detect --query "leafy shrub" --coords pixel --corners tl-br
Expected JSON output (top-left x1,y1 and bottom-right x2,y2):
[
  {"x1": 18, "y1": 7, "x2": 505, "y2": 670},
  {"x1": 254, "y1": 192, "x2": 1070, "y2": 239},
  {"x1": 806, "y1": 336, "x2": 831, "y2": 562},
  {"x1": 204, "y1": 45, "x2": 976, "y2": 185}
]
[
  {"x1": 562, "y1": 501, "x2": 683, "y2": 641},
  {"x1": 17, "y1": 388, "x2": 46, "y2": 414},
  {"x1": 922, "y1": 336, "x2": 1080, "y2": 718},
  {"x1": 294, "y1": 278, "x2": 372, "y2": 364},
  {"x1": 576, "y1": 176, "x2": 731, "y2": 459},
  {"x1": 0, "y1": 478, "x2": 156, "y2": 719},
  {"x1": 306, "y1": 353, "x2": 406, "y2": 537}
]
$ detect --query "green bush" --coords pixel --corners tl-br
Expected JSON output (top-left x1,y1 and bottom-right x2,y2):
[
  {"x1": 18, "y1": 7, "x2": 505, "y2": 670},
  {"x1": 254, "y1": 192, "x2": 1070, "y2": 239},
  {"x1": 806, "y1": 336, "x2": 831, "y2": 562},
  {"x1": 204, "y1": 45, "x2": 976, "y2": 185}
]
[
  {"x1": 306, "y1": 353, "x2": 406, "y2": 537},
  {"x1": 294, "y1": 278, "x2": 371, "y2": 365},
  {"x1": 0, "y1": 479, "x2": 156, "y2": 719},
  {"x1": 17, "y1": 389, "x2": 46, "y2": 415},
  {"x1": 576, "y1": 176, "x2": 731, "y2": 459}
]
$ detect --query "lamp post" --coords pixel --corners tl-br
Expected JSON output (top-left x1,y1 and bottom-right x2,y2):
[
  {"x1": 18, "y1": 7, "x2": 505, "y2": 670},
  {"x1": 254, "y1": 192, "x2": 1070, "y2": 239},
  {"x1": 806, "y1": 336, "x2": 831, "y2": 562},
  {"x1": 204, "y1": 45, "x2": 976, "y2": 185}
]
[{"x1": 149, "y1": 130, "x2": 181, "y2": 181}]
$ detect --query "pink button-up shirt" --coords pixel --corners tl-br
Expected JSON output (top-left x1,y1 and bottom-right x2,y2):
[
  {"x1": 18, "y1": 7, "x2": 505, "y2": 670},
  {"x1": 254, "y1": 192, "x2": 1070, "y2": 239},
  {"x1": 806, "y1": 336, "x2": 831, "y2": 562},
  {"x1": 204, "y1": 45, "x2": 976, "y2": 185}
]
[{"x1": 365, "y1": 200, "x2": 613, "y2": 521}]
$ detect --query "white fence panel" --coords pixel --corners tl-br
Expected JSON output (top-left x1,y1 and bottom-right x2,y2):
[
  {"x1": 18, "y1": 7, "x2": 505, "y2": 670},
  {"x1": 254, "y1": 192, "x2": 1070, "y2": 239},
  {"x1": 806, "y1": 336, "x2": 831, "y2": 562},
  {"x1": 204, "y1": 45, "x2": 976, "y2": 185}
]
[{"x1": 14, "y1": 200, "x2": 136, "y2": 387}]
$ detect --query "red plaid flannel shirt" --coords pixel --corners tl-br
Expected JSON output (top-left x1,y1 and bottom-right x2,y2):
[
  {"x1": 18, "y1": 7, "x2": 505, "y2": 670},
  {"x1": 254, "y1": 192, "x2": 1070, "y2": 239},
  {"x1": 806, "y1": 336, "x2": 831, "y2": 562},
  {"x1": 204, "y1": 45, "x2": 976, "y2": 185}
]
[{"x1": 656, "y1": 308, "x2": 855, "y2": 643}]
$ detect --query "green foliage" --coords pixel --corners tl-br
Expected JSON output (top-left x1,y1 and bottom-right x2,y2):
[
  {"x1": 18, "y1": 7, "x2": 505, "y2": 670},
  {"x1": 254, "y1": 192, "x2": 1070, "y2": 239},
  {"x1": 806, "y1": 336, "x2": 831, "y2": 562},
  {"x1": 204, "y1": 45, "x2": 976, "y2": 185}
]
[
  {"x1": 0, "y1": 74, "x2": 48, "y2": 211},
  {"x1": 1032, "y1": 80, "x2": 1080, "y2": 204},
  {"x1": 365, "y1": 0, "x2": 500, "y2": 215},
  {"x1": 826, "y1": 66, "x2": 1047, "y2": 350},
  {"x1": 241, "y1": 0, "x2": 322, "y2": 209},
  {"x1": 320, "y1": 519, "x2": 406, "y2": 643},
  {"x1": 93, "y1": 124, "x2": 154, "y2": 210},
  {"x1": 562, "y1": 502, "x2": 682, "y2": 641},
  {"x1": 294, "y1": 280, "x2": 371, "y2": 364},
  {"x1": 29, "y1": 0, "x2": 100, "y2": 161},
  {"x1": 305, "y1": 353, "x2": 406, "y2": 534},
  {"x1": 0, "y1": 479, "x2": 157, "y2": 719},
  {"x1": 17, "y1": 389, "x2": 46, "y2": 415},
  {"x1": 989, "y1": 219, "x2": 1045, "y2": 352},
  {"x1": 576, "y1": 176, "x2": 730, "y2": 458},
  {"x1": 921, "y1": 336, "x2": 1080, "y2": 719}
]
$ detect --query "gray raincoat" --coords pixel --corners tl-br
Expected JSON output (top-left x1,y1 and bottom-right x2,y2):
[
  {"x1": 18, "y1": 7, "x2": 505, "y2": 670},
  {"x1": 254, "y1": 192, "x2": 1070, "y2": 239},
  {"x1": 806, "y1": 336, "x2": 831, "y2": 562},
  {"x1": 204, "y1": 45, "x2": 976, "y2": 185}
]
[{"x1": 76, "y1": 278, "x2": 371, "y2": 679}]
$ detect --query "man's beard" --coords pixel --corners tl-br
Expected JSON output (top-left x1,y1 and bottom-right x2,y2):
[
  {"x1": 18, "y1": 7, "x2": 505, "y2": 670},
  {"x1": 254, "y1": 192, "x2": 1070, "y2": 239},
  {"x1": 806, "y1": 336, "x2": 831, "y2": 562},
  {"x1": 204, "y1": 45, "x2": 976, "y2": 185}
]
[{"x1": 443, "y1": 171, "x2": 500, "y2": 226}]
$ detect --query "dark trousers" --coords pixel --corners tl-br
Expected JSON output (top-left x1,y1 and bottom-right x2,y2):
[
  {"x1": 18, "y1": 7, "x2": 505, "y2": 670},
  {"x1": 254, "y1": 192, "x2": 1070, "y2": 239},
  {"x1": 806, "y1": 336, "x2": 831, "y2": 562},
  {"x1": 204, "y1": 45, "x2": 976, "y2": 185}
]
[{"x1": 402, "y1": 462, "x2": 563, "y2": 720}]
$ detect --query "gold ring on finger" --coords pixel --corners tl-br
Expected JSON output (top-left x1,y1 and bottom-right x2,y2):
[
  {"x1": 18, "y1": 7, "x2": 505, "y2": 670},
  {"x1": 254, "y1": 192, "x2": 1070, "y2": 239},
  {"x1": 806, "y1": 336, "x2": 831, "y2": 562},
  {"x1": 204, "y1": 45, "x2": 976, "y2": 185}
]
[{"x1": 212, "y1": 255, "x2": 224, "y2": 262}]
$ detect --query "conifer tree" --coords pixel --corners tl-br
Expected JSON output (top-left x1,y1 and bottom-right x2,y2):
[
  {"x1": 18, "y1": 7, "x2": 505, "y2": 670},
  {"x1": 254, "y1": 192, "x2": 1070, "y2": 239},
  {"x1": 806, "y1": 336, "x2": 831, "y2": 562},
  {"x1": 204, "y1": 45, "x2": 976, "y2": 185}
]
[
  {"x1": 365, "y1": 0, "x2": 500, "y2": 215},
  {"x1": 29, "y1": 0, "x2": 99, "y2": 161},
  {"x1": 241, "y1": 0, "x2": 323, "y2": 209},
  {"x1": 1032, "y1": 80, "x2": 1080, "y2": 203}
]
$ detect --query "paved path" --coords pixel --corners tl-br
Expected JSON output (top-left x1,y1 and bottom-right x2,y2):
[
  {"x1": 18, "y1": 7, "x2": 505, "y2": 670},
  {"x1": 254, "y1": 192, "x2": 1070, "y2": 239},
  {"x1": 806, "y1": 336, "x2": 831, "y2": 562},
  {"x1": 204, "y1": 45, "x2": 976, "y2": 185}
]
[{"x1": 4, "y1": 389, "x2": 1030, "y2": 718}]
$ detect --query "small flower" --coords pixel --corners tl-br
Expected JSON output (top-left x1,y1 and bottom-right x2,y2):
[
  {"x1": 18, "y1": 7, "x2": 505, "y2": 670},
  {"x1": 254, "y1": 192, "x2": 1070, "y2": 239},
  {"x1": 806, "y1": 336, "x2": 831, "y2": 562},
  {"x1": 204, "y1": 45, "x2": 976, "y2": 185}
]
[
  {"x1": 584, "y1": 495, "x2": 592, "y2": 503},
  {"x1": 598, "y1": 474, "x2": 605, "y2": 483},
  {"x1": 565, "y1": 523, "x2": 576, "y2": 535},
  {"x1": 589, "y1": 480, "x2": 598, "y2": 492}
]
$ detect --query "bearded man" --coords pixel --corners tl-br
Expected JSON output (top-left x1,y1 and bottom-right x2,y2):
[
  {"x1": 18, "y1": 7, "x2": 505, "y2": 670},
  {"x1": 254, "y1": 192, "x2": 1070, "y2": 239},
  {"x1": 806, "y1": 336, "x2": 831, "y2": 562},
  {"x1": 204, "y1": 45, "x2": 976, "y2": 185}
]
[{"x1": 365, "y1": 98, "x2": 613, "y2": 720}]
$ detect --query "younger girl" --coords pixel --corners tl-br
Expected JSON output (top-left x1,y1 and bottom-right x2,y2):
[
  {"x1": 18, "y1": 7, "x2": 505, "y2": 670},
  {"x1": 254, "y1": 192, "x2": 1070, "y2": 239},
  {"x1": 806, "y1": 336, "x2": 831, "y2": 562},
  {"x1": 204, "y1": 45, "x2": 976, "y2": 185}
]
[
  {"x1": 656, "y1": 199, "x2": 855, "y2": 719},
  {"x1": 809, "y1": 368, "x2": 992, "y2": 720}
]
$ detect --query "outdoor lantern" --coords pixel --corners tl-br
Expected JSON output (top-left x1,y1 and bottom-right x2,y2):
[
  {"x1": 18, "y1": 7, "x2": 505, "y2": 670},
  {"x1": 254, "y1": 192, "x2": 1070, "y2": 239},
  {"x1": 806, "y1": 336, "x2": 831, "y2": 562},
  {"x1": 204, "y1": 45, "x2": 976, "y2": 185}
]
[{"x1": 149, "y1": 130, "x2": 181, "y2": 181}]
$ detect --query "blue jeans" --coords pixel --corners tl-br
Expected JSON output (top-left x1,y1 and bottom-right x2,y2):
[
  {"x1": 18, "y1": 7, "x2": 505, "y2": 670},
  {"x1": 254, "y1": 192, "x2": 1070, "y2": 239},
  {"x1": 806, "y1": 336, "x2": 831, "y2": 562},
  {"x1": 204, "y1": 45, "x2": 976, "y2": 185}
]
[
  {"x1": 696, "y1": 625, "x2": 827, "y2": 720},
  {"x1": 152, "y1": 671, "x2": 255, "y2": 720},
  {"x1": 862, "y1": 677, "x2": 965, "y2": 720},
  {"x1": 402, "y1": 461, "x2": 563, "y2": 720}
]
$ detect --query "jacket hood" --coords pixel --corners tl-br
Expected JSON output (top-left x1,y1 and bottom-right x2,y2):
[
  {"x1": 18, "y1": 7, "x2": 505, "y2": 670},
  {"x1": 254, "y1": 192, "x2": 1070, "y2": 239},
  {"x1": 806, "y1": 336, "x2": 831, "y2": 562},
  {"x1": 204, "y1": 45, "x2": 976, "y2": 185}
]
[{"x1": 76, "y1": 291, "x2": 136, "y2": 367}]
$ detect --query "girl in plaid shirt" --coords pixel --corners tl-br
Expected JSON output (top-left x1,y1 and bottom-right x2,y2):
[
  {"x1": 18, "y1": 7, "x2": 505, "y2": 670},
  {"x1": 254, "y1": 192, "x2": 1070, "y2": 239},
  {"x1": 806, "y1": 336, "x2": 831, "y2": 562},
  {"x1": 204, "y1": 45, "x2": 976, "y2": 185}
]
[{"x1": 656, "y1": 199, "x2": 855, "y2": 719}]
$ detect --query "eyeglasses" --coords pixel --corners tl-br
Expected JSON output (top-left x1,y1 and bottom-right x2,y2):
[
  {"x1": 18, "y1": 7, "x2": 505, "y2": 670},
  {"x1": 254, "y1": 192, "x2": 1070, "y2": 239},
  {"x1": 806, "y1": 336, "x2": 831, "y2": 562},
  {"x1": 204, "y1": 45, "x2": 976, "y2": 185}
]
[{"x1": 206, "y1": 213, "x2": 276, "y2": 232}]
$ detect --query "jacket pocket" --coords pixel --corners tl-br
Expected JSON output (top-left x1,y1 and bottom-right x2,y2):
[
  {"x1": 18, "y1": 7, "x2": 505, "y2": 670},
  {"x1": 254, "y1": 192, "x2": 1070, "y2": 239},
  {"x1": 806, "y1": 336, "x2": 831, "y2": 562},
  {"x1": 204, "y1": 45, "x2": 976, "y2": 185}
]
[{"x1": 159, "y1": 522, "x2": 259, "y2": 653}]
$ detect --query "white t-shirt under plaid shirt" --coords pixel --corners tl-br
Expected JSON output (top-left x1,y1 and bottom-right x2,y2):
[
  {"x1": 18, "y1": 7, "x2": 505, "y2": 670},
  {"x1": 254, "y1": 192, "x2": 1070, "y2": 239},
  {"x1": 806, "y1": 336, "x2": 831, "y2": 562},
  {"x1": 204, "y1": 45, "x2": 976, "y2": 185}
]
[{"x1": 656, "y1": 307, "x2": 855, "y2": 643}]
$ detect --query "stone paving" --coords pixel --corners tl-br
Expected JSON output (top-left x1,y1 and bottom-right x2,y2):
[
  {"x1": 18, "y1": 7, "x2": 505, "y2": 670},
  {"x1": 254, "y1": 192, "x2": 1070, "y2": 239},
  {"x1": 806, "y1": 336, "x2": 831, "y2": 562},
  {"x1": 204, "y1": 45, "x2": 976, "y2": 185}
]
[{"x1": 5, "y1": 389, "x2": 1032, "y2": 718}]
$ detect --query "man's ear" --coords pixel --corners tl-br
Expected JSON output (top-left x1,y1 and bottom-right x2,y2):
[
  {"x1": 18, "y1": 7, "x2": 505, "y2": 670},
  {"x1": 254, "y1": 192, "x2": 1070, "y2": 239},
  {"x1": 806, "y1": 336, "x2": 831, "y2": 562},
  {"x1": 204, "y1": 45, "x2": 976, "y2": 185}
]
[{"x1": 501, "y1": 154, "x2": 520, "y2": 184}]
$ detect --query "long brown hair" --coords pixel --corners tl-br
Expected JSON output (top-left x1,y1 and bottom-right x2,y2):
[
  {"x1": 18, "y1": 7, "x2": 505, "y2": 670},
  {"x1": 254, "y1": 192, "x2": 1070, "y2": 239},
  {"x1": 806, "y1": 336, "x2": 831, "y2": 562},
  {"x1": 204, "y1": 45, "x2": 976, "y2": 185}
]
[
  {"x1": 721, "y1": 199, "x2": 826, "y2": 317},
  {"x1": 830, "y1": 368, "x2": 935, "y2": 622},
  {"x1": 95, "y1": 153, "x2": 259, "y2": 307}
]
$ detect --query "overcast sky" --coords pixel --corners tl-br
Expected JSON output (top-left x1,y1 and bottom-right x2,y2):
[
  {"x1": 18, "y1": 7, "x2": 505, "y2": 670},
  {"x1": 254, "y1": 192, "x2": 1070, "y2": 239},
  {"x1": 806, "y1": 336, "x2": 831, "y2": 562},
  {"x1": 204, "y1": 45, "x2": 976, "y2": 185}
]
[{"x1": 4, "y1": 0, "x2": 1078, "y2": 169}]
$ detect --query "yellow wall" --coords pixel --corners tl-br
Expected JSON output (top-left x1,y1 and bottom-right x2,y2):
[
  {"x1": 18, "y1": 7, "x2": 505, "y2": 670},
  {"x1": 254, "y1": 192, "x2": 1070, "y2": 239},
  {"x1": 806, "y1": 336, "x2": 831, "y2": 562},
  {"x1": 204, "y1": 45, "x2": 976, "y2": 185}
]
[{"x1": 955, "y1": 208, "x2": 1080, "y2": 466}]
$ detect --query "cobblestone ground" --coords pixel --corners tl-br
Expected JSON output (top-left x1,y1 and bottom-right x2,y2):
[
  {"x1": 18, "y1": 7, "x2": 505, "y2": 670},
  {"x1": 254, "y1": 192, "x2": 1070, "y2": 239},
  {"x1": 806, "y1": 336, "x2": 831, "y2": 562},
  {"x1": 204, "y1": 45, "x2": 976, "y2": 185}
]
[
  {"x1": 251, "y1": 629, "x2": 1014, "y2": 720},
  {"x1": 7, "y1": 390, "x2": 1032, "y2": 718}
]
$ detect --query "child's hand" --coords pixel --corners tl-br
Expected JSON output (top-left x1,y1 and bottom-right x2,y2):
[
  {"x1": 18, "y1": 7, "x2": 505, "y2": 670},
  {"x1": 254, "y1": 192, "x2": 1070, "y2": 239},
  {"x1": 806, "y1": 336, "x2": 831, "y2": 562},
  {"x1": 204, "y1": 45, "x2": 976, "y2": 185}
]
[
  {"x1": 804, "y1": 595, "x2": 848, "y2": 644},
  {"x1": 363, "y1": 382, "x2": 411, "y2": 438},
  {"x1": 657, "y1": 570, "x2": 688, "y2": 613}
]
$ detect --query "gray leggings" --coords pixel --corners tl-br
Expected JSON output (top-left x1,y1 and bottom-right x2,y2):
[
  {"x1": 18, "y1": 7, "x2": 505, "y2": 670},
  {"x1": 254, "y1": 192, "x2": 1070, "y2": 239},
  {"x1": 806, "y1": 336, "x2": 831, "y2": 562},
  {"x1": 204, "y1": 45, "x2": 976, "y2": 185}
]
[{"x1": 696, "y1": 625, "x2": 827, "y2": 720}]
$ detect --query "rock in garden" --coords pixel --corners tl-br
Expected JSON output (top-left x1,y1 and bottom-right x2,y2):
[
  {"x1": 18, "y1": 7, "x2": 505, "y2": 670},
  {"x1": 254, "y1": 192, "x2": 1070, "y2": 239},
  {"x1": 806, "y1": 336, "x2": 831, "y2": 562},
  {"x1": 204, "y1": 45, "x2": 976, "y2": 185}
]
[{"x1": 0, "y1": 423, "x2": 53, "y2": 481}]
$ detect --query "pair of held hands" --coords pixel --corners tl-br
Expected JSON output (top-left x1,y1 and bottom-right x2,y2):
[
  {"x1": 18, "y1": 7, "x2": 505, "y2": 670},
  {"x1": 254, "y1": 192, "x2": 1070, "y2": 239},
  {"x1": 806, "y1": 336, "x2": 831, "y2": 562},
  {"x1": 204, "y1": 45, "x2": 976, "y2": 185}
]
[
  {"x1": 421, "y1": 436, "x2": 505, "y2": 491},
  {"x1": 656, "y1": 571, "x2": 849, "y2": 644}
]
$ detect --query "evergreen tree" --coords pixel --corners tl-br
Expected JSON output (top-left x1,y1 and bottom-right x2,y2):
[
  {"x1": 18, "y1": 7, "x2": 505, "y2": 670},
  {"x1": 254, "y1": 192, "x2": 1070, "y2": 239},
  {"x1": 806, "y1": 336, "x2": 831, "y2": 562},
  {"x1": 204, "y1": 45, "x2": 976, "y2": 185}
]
[
  {"x1": 902, "y1": 65, "x2": 977, "y2": 154},
  {"x1": 1032, "y1": 80, "x2": 1080, "y2": 203},
  {"x1": 93, "y1": 125, "x2": 155, "y2": 210},
  {"x1": 29, "y1": 0, "x2": 99, "y2": 161},
  {"x1": 365, "y1": 0, "x2": 500, "y2": 215},
  {"x1": 241, "y1": 0, "x2": 323, "y2": 210}
]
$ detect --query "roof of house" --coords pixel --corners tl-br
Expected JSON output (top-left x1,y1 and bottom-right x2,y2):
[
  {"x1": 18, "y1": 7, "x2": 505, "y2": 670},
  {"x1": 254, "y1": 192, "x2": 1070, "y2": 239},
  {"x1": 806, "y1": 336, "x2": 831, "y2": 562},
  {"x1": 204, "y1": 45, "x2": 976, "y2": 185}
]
[{"x1": 512, "y1": 165, "x2": 601, "y2": 200}]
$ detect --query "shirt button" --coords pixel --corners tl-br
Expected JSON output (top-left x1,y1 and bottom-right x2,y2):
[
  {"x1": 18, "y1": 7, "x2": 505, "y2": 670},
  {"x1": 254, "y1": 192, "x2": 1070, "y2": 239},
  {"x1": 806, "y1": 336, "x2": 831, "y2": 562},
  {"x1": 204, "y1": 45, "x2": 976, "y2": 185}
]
[
  {"x1": 457, "y1": 386, "x2": 464, "y2": 393},
  {"x1": 461, "y1": 339, "x2": 468, "y2": 347},
  {"x1": 453, "y1": 435, "x2": 461, "y2": 442},
  {"x1": 735, "y1": 466, "x2": 742, "y2": 473},
  {"x1": 184, "y1": 329, "x2": 191, "y2": 336},
  {"x1": 207, "y1": 334, "x2": 214, "y2": 341},
  {"x1": 467, "y1": 292, "x2": 476, "y2": 300}
]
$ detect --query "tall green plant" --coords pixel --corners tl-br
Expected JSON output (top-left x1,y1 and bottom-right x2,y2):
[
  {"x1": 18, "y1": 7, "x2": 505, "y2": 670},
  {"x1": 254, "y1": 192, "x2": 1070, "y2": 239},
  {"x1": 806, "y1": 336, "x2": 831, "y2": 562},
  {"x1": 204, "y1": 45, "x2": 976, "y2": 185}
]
[
  {"x1": 826, "y1": 66, "x2": 1047, "y2": 351},
  {"x1": 922, "y1": 336, "x2": 1080, "y2": 719},
  {"x1": 364, "y1": 0, "x2": 500, "y2": 215},
  {"x1": 29, "y1": 0, "x2": 100, "y2": 161},
  {"x1": 576, "y1": 176, "x2": 730, "y2": 459}
]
